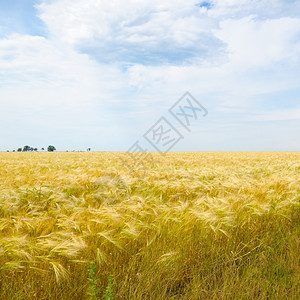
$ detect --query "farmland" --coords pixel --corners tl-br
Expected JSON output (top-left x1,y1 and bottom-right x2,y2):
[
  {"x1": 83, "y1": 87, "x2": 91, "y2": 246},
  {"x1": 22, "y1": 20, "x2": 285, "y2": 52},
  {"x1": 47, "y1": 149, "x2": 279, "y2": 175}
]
[{"x1": 0, "y1": 152, "x2": 299, "y2": 299}]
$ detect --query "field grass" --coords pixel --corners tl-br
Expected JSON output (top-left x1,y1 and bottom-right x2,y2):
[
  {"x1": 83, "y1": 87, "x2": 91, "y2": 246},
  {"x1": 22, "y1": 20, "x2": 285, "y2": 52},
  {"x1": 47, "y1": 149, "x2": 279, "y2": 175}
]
[{"x1": 0, "y1": 152, "x2": 299, "y2": 299}]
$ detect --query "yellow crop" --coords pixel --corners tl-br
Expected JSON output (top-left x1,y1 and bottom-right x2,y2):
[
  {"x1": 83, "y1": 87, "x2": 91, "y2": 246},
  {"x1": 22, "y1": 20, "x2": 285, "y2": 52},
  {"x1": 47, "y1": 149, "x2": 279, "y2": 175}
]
[{"x1": 0, "y1": 152, "x2": 299, "y2": 299}]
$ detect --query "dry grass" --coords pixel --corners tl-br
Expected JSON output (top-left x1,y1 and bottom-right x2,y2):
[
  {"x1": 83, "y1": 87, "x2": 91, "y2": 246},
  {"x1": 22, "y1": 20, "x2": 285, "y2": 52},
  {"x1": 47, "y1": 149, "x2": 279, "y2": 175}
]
[{"x1": 0, "y1": 152, "x2": 299, "y2": 299}]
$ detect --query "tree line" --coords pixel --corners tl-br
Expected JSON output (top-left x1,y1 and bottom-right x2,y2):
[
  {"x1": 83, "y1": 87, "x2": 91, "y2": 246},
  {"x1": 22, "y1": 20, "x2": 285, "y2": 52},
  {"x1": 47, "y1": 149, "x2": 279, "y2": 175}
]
[
  {"x1": 14, "y1": 145, "x2": 56, "y2": 152},
  {"x1": 5, "y1": 146, "x2": 92, "y2": 152}
]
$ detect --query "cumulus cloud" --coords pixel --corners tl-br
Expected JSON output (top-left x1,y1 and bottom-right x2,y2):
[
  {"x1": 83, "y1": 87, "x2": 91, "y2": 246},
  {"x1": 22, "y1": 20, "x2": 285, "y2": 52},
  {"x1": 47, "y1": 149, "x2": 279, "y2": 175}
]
[
  {"x1": 0, "y1": 0, "x2": 299, "y2": 150},
  {"x1": 37, "y1": 0, "x2": 224, "y2": 65},
  {"x1": 215, "y1": 16, "x2": 300, "y2": 69}
]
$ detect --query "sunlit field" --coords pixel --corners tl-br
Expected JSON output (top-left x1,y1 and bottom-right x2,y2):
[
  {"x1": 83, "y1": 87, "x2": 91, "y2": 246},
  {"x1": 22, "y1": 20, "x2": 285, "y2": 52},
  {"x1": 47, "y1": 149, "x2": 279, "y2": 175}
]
[{"x1": 0, "y1": 152, "x2": 299, "y2": 299}]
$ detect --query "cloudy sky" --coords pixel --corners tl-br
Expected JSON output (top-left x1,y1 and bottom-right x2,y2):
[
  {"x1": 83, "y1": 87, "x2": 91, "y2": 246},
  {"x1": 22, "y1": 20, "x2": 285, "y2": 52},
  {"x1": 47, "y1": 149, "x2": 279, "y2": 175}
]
[{"x1": 0, "y1": 0, "x2": 299, "y2": 151}]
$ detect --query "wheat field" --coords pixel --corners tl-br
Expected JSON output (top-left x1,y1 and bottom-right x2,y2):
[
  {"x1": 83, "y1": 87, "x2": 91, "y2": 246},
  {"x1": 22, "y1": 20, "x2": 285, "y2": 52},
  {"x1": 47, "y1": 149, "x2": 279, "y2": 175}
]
[{"x1": 0, "y1": 152, "x2": 299, "y2": 299}]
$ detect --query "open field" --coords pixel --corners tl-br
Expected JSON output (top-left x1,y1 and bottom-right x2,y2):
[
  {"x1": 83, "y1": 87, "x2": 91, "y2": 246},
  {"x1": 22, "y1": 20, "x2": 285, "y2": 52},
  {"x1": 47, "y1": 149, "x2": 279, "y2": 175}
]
[{"x1": 0, "y1": 152, "x2": 299, "y2": 299}]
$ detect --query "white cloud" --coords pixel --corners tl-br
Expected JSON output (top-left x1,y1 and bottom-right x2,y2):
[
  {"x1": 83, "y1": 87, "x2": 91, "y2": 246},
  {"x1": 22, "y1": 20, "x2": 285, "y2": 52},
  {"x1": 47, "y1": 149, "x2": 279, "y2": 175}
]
[
  {"x1": 37, "y1": 0, "x2": 201, "y2": 44},
  {"x1": 243, "y1": 107, "x2": 300, "y2": 121},
  {"x1": 211, "y1": 0, "x2": 300, "y2": 19},
  {"x1": 0, "y1": 33, "x2": 129, "y2": 106},
  {"x1": 36, "y1": 0, "x2": 222, "y2": 65},
  {"x1": 0, "y1": 33, "x2": 131, "y2": 148},
  {"x1": 215, "y1": 16, "x2": 300, "y2": 70},
  {"x1": 0, "y1": 0, "x2": 300, "y2": 150}
]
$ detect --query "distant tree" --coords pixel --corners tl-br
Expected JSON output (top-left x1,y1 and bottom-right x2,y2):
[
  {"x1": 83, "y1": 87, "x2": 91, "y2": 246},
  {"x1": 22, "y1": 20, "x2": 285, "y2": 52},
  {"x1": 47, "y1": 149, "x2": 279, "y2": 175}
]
[
  {"x1": 23, "y1": 145, "x2": 31, "y2": 152},
  {"x1": 17, "y1": 148, "x2": 22, "y2": 152},
  {"x1": 41, "y1": 148, "x2": 44, "y2": 151},
  {"x1": 34, "y1": 148, "x2": 38, "y2": 151},
  {"x1": 12, "y1": 150, "x2": 15, "y2": 152},
  {"x1": 47, "y1": 145, "x2": 56, "y2": 152},
  {"x1": 87, "y1": 148, "x2": 91, "y2": 152}
]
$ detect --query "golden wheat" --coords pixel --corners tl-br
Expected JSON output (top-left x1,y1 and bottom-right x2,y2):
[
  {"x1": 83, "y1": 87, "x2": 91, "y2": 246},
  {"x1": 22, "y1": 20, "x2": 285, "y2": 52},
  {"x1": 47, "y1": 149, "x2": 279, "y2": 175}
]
[{"x1": 0, "y1": 152, "x2": 299, "y2": 299}]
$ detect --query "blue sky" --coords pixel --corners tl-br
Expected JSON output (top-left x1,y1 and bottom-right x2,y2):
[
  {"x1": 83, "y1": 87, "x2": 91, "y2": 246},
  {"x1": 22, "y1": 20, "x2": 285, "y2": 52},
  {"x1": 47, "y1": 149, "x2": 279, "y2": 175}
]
[
  {"x1": 0, "y1": 0, "x2": 299, "y2": 151},
  {"x1": 0, "y1": 0, "x2": 46, "y2": 37}
]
